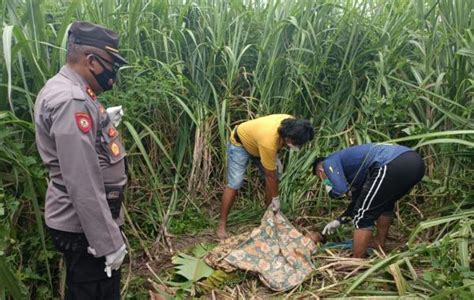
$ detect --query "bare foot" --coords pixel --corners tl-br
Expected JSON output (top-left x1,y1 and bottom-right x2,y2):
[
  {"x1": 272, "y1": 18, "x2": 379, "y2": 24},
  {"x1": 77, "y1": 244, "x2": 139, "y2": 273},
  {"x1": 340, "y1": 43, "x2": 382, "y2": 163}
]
[{"x1": 216, "y1": 226, "x2": 228, "y2": 240}]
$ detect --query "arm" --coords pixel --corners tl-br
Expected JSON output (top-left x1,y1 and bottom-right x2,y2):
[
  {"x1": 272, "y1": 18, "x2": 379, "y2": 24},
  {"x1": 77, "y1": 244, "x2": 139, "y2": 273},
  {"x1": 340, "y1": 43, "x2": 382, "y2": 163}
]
[
  {"x1": 258, "y1": 146, "x2": 279, "y2": 206},
  {"x1": 324, "y1": 157, "x2": 350, "y2": 198},
  {"x1": 338, "y1": 197, "x2": 356, "y2": 224},
  {"x1": 263, "y1": 168, "x2": 278, "y2": 206},
  {"x1": 51, "y1": 97, "x2": 123, "y2": 257}
]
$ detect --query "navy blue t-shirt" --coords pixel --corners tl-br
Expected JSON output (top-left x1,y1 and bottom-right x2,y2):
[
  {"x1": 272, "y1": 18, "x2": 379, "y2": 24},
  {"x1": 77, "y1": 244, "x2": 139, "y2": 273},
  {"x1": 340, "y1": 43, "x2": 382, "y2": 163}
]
[{"x1": 323, "y1": 143, "x2": 412, "y2": 197}]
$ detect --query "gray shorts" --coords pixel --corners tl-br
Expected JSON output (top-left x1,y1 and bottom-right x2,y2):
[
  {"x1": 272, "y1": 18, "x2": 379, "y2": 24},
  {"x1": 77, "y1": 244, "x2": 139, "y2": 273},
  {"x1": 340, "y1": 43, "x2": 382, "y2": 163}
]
[{"x1": 226, "y1": 143, "x2": 281, "y2": 189}]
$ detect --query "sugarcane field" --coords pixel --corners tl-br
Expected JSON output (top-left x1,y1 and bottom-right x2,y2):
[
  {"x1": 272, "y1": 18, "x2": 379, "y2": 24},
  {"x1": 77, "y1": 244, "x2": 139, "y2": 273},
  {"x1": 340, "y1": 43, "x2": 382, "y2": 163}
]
[{"x1": 0, "y1": 0, "x2": 473, "y2": 299}]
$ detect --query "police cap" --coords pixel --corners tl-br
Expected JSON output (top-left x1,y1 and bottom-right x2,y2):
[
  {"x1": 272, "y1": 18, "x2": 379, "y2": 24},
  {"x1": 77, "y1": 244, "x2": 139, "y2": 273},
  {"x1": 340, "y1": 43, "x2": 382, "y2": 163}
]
[{"x1": 69, "y1": 21, "x2": 128, "y2": 65}]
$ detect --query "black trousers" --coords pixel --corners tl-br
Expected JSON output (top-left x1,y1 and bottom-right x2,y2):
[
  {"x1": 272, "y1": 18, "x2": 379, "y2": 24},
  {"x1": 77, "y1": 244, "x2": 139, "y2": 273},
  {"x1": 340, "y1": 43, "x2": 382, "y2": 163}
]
[
  {"x1": 48, "y1": 228, "x2": 121, "y2": 300},
  {"x1": 351, "y1": 151, "x2": 425, "y2": 229}
]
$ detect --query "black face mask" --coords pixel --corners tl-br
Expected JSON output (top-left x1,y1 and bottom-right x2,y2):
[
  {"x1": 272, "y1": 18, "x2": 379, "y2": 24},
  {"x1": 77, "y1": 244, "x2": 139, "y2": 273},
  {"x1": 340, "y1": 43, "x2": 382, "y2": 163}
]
[{"x1": 89, "y1": 54, "x2": 117, "y2": 92}]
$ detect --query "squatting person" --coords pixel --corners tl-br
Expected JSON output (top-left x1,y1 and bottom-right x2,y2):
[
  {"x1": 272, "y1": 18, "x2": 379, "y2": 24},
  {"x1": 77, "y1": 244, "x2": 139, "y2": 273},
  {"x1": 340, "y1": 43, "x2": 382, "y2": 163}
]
[
  {"x1": 35, "y1": 21, "x2": 129, "y2": 299},
  {"x1": 312, "y1": 143, "x2": 425, "y2": 258},
  {"x1": 217, "y1": 114, "x2": 315, "y2": 239}
]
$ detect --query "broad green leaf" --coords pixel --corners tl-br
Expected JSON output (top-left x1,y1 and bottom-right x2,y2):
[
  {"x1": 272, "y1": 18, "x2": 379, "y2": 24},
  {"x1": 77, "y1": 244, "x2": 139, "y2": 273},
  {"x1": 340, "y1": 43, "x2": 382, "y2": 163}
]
[
  {"x1": 191, "y1": 243, "x2": 215, "y2": 258},
  {"x1": 172, "y1": 253, "x2": 214, "y2": 282},
  {"x1": 199, "y1": 270, "x2": 242, "y2": 292}
]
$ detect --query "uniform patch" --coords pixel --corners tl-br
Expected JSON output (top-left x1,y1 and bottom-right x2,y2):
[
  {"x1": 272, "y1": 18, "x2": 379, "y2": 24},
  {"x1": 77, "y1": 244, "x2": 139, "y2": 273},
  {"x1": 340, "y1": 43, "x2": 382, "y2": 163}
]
[
  {"x1": 75, "y1": 112, "x2": 92, "y2": 133},
  {"x1": 109, "y1": 141, "x2": 120, "y2": 156},
  {"x1": 86, "y1": 87, "x2": 97, "y2": 101},
  {"x1": 108, "y1": 127, "x2": 117, "y2": 138}
]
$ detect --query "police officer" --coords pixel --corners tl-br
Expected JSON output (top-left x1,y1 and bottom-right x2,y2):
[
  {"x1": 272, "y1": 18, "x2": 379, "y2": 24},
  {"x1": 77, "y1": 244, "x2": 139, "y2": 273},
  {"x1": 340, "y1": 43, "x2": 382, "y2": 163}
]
[{"x1": 35, "y1": 21, "x2": 128, "y2": 299}]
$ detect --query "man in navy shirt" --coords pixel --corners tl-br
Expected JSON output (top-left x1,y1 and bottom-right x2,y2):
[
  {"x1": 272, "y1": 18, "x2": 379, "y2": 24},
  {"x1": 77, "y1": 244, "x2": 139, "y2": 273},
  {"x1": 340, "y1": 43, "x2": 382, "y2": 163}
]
[{"x1": 313, "y1": 143, "x2": 424, "y2": 257}]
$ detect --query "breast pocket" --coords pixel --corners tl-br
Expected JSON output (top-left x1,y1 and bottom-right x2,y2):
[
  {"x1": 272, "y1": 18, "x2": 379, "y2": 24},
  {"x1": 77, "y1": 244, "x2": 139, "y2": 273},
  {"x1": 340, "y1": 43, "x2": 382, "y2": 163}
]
[{"x1": 100, "y1": 121, "x2": 126, "y2": 164}]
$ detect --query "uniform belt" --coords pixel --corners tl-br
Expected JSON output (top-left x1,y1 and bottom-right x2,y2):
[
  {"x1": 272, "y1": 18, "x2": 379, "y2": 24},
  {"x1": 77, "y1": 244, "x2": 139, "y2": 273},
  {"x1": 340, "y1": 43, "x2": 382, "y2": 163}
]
[
  {"x1": 234, "y1": 126, "x2": 242, "y2": 144},
  {"x1": 52, "y1": 181, "x2": 124, "y2": 219},
  {"x1": 48, "y1": 227, "x2": 88, "y2": 253}
]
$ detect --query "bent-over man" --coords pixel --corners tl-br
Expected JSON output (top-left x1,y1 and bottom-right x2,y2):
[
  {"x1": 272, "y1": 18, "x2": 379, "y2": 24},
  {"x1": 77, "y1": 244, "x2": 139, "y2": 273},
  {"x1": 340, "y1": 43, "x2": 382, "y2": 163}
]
[
  {"x1": 217, "y1": 114, "x2": 315, "y2": 239},
  {"x1": 313, "y1": 143, "x2": 424, "y2": 257}
]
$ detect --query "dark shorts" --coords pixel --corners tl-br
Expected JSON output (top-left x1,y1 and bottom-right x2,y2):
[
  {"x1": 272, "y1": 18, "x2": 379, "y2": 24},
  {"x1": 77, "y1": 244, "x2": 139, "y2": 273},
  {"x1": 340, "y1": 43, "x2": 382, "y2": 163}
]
[
  {"x1": 351, "y1": 151, "x2": 425, "y2": 229},
  {"x1": 48, "y1": 228, "x2": 121, "y2": 300}
]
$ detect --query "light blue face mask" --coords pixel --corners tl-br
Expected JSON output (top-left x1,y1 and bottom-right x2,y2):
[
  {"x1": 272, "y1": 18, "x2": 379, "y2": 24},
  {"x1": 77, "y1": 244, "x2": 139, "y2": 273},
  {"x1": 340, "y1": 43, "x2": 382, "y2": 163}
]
[
  {"x1": 323, "y1": 178, "x2": 333, "y2": 193},
  {"x1": 323, "y1": 178, "x2": 333, "y2": 187}
]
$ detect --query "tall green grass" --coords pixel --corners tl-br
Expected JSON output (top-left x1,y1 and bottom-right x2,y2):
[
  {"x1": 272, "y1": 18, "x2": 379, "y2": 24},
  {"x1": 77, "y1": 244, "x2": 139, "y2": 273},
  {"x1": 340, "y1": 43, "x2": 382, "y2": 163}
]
[{"x1": 0, "y1": 0, "x2": 472, "y2": 298}]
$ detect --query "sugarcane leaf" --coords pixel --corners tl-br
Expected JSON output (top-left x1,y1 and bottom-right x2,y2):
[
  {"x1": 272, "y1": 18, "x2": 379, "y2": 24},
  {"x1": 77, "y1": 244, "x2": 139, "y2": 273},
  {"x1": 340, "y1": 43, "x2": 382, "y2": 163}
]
[{"x1": 0, "y1": 256, "x2": 27, "y2": 299}]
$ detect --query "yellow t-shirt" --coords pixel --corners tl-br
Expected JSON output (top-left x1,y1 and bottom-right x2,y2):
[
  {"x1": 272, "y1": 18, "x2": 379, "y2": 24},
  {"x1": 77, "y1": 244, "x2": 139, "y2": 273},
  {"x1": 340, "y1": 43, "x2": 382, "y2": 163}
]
[{"x1": 230, "y1": 114, "x2": 293, "y2": 170}]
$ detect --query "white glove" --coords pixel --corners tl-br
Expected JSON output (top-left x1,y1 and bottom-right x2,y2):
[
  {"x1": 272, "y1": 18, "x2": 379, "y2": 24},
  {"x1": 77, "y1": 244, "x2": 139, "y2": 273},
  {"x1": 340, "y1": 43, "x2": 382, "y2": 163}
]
[
  {"x1": 322, "y1": 219, "x2": 341, "y2": 235},
  {"x1": 271, "y1": 196, "x2": 280, "y2": 212},
  {"x1": 87, "y1": 246, "x2": 97, "y2": 256},
  {"x1": 104, "y1": 244, "x2": 127, "y2": 277},
  {"x1": 106, "y1": 105, "x2": 124, "y2": 127}
]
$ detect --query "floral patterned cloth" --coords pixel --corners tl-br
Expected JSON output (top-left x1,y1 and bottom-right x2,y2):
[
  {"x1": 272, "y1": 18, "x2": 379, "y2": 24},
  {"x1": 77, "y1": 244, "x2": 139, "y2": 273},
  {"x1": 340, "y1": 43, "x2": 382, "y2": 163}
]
[
  {"x1": 204, "y1": 232, "x2": 247, "y2": 273},
  {"x1": 206, "y1": 207, "x2": 316, "y2": 291}
]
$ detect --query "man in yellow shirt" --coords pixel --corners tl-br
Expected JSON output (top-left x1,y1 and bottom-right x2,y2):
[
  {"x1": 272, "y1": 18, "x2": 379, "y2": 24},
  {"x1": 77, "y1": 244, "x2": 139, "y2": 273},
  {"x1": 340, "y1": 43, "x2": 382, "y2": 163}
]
[{"x1": 217, "y1": 114, "x2": 315, "y2": 239}]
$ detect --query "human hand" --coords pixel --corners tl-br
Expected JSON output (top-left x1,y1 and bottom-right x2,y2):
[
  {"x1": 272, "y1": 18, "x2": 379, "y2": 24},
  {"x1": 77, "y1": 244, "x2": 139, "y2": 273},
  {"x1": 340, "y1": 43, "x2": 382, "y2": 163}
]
[
  {"x1": 271, "y1": 196, "x2": 280, "y2": 212},
  {"x1": 322, "y1": 219, "x2": 341, "y2": 235},
  {"x1": 106, "y1": 105, "x2": 124, "y2": 127},
  {"x1": 104, "y1": 244, "x2": 127, "y2": 277},
  {"x1": 87, "y1": 246, "x2": 97, "y2": 256}
]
